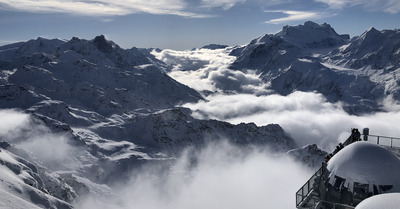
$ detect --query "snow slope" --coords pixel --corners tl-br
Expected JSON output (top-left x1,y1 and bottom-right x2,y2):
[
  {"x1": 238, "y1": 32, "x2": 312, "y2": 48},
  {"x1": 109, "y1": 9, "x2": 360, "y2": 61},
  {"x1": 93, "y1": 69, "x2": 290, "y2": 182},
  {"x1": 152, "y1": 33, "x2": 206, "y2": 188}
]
[{"x1": 0, "y1": 146, "x2": 73, "y2": 209}]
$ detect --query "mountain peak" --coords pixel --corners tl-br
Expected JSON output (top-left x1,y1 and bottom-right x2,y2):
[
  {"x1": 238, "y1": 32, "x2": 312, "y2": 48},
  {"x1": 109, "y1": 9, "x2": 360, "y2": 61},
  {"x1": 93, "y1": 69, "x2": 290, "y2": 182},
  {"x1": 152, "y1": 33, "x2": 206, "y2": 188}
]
[
  {"x1": 367, "y1": 26, "x2": 378, "y2": 32},
  {"x1": 93, "y1": 34, "x2": 107, "y2": 43},
  {"x1": 304, "y1": 20, "x2": 324, "y2": 28},
  {"x1": 200, "y1": 44, "x2": 229, "y2": 50},
  {"x1": 361, "y1": 27, "x2": 380, "y2": 37},
  {"x1": 354, "y1": 27, "x2": 382, "y2": 45},
  {"x1": 36, "y1": 36, "x2": 48, "y2": 42},
  {"x1": 92, "y1": 35, "x2": 114, "y2": 53},
  {"x1": 279, "y1": 21, "x2": 335, "y2": 35},
  {"x1": 276, "y1": 21, "x2": 349, "y2": 48}
]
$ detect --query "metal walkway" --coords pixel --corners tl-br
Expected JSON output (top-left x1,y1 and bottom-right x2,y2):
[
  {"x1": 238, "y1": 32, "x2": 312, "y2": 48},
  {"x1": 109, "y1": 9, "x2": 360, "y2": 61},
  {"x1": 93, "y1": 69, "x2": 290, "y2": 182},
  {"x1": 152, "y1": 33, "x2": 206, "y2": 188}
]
[{"x1": 296, "y1": 164, "x2": 325, "y2": 208}]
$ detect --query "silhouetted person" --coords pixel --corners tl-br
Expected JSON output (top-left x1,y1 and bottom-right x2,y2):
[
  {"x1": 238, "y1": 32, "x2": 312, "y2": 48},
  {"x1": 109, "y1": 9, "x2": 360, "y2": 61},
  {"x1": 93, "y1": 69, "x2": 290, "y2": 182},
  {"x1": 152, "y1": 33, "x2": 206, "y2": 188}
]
[
  {"x1": 325, "y1": 155, "x2": 331, "y2": 162},
  {"x1": 353, "y1": 129, "x2": 361, "y2": 142}
]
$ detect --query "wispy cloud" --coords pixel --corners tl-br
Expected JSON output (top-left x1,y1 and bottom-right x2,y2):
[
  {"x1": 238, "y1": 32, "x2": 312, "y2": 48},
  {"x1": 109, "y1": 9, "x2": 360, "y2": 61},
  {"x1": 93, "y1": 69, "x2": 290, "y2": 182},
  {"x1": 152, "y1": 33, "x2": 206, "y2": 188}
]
[
  {"x1": 0, "y1": 0, "x2": 210, "y2": 18},
  {"x1": 264, "y1": 10, "x2": 322, "y2": 24},
  {"x1": 0, "y1": 109, "x2": 83, "y2": 170},
  {"x1": 200, "y1": 0, "x2": 246, "y2": 10},
  {"x1": 0, "y1": 109, "x2": 30, "y2": 136},
  {"x1": 315, "y1": 0, "x2": 400, "y2": 14}
]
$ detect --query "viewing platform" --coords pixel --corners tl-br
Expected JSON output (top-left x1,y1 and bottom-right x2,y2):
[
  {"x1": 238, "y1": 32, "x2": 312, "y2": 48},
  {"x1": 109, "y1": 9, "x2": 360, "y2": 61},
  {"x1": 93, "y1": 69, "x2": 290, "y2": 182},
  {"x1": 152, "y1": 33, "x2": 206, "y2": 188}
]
[{"x1": 296, "y1": 128, "x2": 400, "y2": 209}]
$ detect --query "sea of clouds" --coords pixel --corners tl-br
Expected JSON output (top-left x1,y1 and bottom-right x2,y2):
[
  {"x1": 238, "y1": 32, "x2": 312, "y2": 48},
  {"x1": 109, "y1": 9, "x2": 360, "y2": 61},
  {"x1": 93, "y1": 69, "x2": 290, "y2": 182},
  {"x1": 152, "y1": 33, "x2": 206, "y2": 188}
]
[
  {"x1": 153, "y1": 47, "x2": 270, "y2": 95},
  {"x1": 153, "y1": 48, "x2": 400, "y2": 151}
]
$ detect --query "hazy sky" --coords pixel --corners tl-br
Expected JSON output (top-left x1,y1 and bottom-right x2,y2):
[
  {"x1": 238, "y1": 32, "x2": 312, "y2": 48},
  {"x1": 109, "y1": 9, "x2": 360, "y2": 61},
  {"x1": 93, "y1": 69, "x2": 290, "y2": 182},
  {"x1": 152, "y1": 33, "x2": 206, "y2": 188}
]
[{"x1": 1, "y1": 0, "x2": 400, "y2": 50}]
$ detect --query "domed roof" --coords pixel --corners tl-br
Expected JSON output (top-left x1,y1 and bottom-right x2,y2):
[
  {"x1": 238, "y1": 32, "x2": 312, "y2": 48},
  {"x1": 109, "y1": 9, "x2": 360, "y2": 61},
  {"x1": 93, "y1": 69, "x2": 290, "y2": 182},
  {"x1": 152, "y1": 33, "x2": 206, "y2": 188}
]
[
  {"x1": 355, "y1": 193, "x2": 400, "y2": 209},
  {"x1": 327, "y1": 141, "x2": 400, "y2": 187}
]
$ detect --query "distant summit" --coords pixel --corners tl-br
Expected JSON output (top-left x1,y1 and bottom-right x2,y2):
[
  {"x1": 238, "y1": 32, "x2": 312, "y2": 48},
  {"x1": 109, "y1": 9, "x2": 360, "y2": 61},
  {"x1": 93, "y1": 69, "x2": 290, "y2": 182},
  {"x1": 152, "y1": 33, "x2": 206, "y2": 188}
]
[
  {"x1": 276, "y1": 21, "x2": 350, "y2": 48},
  {"x1": 200, "y1": 44, "x2": 229, "y2": 50},
  {"x1": 92, "y1": 34, "x2": 115, "y2": 53}
]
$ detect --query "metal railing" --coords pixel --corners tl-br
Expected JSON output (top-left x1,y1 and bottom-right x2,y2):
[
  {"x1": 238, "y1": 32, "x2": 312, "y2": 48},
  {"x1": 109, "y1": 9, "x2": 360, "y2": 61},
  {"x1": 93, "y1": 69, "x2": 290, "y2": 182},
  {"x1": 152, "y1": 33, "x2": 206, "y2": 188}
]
[
  {"x1": 364, "y1": 134, "x2": 400, "y2": 148},
  {"x1": 296, "y1": 164, "x2": 325, "y2": 208}
]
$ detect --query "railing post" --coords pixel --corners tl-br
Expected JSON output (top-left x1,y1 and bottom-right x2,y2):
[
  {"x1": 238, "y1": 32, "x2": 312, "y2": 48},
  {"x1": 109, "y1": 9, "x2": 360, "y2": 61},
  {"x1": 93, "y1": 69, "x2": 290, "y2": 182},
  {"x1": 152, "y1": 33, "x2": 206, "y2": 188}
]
[
  {"x1": 391, "y1": 138, "x2": 393, "y2": 148},
  {"x1": 377, "y1": 136, "x2": 380, "y2": 145},
  {"x1": 363, "y1": 128, "x2": 369, "y2": 141}
]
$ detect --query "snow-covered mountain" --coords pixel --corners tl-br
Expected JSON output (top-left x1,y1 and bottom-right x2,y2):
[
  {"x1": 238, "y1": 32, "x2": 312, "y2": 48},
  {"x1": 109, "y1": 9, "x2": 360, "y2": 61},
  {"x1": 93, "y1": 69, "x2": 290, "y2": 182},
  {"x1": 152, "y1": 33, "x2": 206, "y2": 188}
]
[
  {"x1": 324, "y1": 27, "x2": 400, "y2": 101},
  {"x1": 0, "y1": 35, "x2": 202, "y2": 114},
  {"x1": 2, "y1": 21, "x2": 399, "y2": 208},
  {"x1": 0, "y1": 35, "x2": 297, "y2": 208},
  {"x1": 230, "y1": 21, "x2": 400, "y2": 114}
]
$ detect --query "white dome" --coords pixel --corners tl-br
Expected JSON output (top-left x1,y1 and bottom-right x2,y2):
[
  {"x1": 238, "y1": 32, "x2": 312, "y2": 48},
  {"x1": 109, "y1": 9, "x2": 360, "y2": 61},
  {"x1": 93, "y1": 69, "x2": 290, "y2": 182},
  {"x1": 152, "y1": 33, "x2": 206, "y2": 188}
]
[
  {"x1": 327, "y1": 141, "x2": 400, "y2": 187},
  {"x1": 355, "y1": 193, "x2": 400, "y2": 209}
]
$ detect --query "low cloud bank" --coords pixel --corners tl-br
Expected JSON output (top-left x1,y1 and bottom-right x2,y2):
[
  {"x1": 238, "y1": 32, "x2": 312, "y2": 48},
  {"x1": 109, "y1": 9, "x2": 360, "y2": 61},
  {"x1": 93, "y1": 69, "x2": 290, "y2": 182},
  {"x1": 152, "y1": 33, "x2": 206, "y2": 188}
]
[
  {"x1": 183, "y1": 92, "x2": 400, "y2": 151},
  {"x1": 79, "y1": 140, "x2": 312, "y2": 209},
  {"x1": 152, "y1": 48, "x2": 269, "y2": 94}
]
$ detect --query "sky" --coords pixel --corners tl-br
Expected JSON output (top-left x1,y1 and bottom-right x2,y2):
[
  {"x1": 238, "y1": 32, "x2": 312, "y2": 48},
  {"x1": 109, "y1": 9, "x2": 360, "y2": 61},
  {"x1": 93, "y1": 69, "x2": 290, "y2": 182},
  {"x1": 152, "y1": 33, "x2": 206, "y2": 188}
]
[{"x1": 0, "y1": 0, "x2": 400, "y2": 50}]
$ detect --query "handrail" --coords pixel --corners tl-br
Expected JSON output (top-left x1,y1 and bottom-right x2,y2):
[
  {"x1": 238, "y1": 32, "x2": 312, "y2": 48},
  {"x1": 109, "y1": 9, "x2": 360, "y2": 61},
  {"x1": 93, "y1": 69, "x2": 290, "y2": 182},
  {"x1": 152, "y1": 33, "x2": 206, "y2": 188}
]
[
  {"x1": 363, "y1": 134, "x2": 400, "y2": 149},
  {"x1": 296, "y1": 163, "x2": 325, "y2": 207}
]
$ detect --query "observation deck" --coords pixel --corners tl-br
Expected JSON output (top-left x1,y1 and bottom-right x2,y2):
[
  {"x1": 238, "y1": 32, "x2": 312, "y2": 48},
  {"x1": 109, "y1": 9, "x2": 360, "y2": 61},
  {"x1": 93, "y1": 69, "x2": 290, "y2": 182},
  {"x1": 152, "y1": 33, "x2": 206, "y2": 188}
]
[{"x1": 296, "y1": 129, "x2": 400, "y2": 209}]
